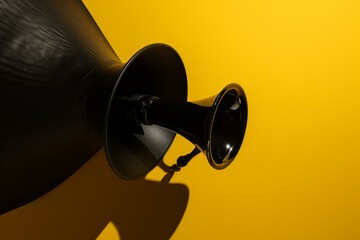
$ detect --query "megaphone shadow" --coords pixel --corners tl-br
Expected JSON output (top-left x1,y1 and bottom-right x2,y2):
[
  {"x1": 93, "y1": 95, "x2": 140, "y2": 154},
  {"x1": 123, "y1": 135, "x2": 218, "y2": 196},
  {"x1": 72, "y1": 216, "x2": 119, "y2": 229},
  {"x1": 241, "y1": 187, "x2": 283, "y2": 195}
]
[{"x1": 0, "y1": 148, "x2": 189, "y2": 240}]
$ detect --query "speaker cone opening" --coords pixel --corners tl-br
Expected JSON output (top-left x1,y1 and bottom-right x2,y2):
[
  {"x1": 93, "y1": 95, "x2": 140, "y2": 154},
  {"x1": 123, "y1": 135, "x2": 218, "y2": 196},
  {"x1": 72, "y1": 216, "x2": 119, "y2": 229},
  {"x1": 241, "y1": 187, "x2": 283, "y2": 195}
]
[
  {"x1": 207, "y1": 84, "x2": 248, "y2": 170},
  {"x1": 104, "y1": 44, "x2": 187, "y2": 179}
]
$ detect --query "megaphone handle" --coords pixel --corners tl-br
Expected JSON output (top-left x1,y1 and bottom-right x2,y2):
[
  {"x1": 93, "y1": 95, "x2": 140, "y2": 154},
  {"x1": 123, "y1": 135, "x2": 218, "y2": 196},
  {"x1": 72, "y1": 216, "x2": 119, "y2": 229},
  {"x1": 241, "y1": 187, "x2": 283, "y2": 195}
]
[{"x1": 171, "y1": 147, "x2": 201, "y2": 172}]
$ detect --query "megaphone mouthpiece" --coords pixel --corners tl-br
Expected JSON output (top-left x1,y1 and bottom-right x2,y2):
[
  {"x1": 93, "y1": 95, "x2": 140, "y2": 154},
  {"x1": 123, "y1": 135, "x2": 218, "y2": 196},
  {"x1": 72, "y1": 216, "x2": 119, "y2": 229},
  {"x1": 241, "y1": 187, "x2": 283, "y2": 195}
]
[{"x1": 169, "y1": 147, "x2": 201, "y2": 172}]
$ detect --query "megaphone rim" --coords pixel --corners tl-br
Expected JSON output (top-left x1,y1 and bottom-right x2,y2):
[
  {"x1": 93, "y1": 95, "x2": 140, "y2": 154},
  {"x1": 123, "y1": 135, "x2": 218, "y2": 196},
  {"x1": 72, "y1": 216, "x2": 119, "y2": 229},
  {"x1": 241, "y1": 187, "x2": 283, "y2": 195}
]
[
  {"x1": 103, "y1": 43, "x2": 188, "y2": 179},
  {"x1": 206, "y1": 83, "x2": 248, "y2": 170}
]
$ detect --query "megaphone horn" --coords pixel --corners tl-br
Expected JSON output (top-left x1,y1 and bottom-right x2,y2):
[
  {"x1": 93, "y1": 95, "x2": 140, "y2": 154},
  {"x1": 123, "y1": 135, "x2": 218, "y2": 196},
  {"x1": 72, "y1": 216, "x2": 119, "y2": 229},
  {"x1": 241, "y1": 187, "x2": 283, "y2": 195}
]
[
  {"x1": 112, "y1": 83, "x2": 248, "y2": 172},
  {"x1": 0, "y1": 0, "x2": 248, "y2": 214}
]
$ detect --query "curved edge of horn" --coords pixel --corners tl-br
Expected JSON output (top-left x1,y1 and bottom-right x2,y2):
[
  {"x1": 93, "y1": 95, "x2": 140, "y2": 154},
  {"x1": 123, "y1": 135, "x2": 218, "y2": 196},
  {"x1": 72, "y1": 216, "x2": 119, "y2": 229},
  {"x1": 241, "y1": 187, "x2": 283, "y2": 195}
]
[
  {"x1": 103, "y1": 43, "x2": 188, "y2": 180},
  {"x1": 206, "y1": 83, "x2": 248, "y2": 170}
]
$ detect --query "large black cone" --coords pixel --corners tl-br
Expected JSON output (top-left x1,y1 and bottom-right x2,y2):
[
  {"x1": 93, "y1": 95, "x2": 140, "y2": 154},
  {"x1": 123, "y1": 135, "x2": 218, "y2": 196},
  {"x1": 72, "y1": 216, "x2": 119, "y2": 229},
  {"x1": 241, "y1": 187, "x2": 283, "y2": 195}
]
[{"x1": 0, "y1": 0, "x2": 187, "y2": 214}]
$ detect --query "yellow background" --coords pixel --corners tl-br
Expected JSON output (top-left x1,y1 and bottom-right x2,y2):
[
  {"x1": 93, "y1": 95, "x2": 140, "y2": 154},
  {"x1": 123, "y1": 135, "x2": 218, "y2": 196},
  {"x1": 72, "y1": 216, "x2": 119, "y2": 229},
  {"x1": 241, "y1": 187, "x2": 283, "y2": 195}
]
[{"x1": 1, "y1": 0, "x2": 360, "y2": 239}]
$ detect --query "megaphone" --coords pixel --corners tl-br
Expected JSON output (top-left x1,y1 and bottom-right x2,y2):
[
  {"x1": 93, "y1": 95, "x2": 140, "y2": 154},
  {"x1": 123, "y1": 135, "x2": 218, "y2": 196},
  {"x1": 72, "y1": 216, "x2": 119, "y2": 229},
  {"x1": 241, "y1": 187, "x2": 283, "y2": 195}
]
[
  {"x1": 0, "y1": 0, "x2": 247, "y2": 214},
  {"x1": 95, "y1": 45, "x2": 248, "y2": 180},
  {"x1": 110, "y1": 83, "x2": 247, "y2": 177}
]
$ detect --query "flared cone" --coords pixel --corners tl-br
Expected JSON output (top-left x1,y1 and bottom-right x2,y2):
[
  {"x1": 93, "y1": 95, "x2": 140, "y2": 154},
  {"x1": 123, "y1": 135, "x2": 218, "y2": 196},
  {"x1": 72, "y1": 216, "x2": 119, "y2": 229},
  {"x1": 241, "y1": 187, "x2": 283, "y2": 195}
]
[
  {"x1": 0, "y1": 0, "x2": 187, "y2": 214},
  {"x1": 145, "y1": 83, "x2": 247, "y2": 170}
]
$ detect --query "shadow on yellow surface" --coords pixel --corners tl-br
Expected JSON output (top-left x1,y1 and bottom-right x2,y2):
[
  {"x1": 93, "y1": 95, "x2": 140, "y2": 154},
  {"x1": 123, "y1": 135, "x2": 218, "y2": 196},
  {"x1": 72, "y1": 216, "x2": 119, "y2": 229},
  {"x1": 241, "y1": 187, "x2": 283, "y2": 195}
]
[{"x1": 0, "y1": 149, "x2": 189, "y2": 240}]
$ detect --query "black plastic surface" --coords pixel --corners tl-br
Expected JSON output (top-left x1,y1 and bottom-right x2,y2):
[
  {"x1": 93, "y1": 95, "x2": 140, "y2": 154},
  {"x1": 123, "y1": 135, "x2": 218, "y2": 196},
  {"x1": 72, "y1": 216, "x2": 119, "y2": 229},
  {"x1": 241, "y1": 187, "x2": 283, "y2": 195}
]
[
  {"x1": 0, "y1": 0, "x2": 187, "y2": 214},
  {"x1": 0, "y1": 0, "x2": 123, "y2": 214},
  {"x1": 105, "y1": 45, "x2": 187, "y2": 179}
]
